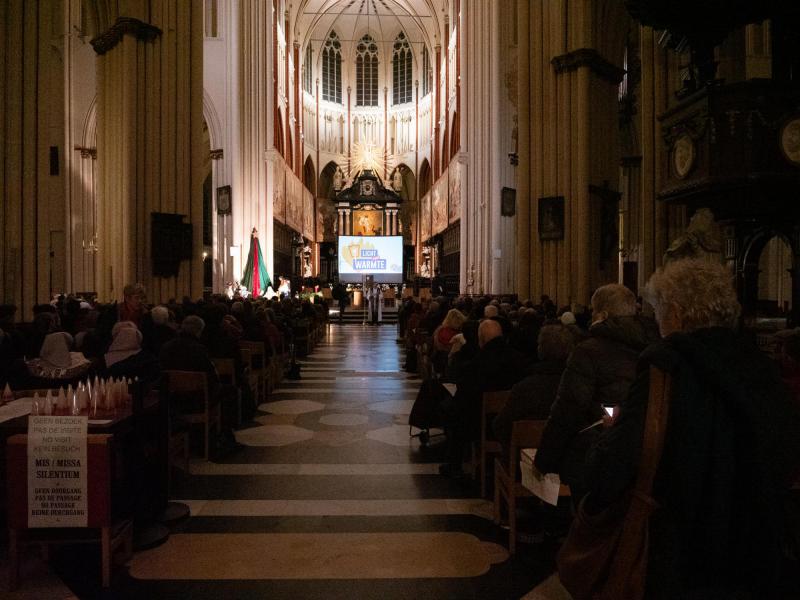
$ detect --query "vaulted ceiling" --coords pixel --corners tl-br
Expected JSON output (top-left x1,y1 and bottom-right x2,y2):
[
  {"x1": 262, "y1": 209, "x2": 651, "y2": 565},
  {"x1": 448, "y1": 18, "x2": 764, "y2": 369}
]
[{"x1": 293, "y1": 0, "x2": 446, "y2": 52}]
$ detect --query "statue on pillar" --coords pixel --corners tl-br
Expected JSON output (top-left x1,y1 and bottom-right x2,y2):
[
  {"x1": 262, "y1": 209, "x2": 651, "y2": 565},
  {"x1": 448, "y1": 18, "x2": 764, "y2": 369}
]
[
  {"x1": 392, "y1": 168, "x2": 403, "y2": 191},
  {"x1": 664, "y1": 208, "x2": 722, "y2": 264},
  {"x1": 334, "y1": 167, "x2": 343, "y2": 191}
]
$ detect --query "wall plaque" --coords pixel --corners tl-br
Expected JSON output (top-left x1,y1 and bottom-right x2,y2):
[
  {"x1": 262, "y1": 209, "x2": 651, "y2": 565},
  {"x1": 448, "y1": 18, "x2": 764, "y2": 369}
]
[{"x1": 28, "y1": 416, "x2": 88, "y2": 527}]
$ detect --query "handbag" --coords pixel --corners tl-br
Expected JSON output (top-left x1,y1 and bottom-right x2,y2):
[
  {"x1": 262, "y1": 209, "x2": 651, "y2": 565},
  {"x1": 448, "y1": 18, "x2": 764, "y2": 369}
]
[{"x1": 556, "y1": 366, "x2": 672, "y2": 600}]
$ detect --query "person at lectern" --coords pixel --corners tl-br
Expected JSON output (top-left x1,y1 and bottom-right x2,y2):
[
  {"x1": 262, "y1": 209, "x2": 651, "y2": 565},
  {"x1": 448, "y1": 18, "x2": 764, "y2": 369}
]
[{"x1": 368, "y1": 286, "x2": 383, "y2": 325}]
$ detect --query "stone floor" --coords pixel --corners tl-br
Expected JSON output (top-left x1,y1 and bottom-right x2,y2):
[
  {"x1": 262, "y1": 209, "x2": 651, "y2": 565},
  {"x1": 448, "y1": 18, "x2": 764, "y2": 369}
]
[{"x1": 46, "y1": 325, "x2": 560, "y2": 599}]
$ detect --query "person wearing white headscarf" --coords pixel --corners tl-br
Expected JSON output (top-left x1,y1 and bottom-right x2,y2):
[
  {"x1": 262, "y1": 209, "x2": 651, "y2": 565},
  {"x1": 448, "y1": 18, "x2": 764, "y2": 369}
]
[
  {"x1": 104, "y1": 323, "x2": 159, "y2": 383},
  {"x1": 25, "y1": 332, "x2": 91, "y2": 381}
]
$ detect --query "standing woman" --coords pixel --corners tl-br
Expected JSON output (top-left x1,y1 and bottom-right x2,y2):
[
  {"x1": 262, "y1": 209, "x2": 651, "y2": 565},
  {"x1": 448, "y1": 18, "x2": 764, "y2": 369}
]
[{"x1": 581, "y1": 259, "x2": 800, "y2": 598}]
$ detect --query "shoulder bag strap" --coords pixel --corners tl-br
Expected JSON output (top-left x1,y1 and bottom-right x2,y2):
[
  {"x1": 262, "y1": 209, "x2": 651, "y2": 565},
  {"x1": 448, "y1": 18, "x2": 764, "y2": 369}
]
[
  {"x1": 634, "y1": 366, "x2": 672, "y2": 497},
  {"x1": 600, "y1": 366, "x2": 673, "y2": 600}
]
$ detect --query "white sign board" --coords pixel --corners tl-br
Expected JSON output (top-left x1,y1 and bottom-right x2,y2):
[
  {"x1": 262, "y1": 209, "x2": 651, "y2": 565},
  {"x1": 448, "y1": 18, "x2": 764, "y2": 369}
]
[{"x1": 28, "y1": 416, "x2": 88, "y2": 527}]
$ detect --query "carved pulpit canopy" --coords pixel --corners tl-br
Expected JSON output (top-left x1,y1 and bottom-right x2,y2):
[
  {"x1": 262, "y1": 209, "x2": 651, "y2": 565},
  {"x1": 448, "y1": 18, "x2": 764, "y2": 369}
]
[{"x1": 335, "y1": 170, "x2": 403, "y2": 207}]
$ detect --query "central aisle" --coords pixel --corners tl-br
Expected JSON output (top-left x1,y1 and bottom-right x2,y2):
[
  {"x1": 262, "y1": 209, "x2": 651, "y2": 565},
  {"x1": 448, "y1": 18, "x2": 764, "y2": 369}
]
[{"x1": 114, "y1": 326, "x2": 552, "y2": 599}]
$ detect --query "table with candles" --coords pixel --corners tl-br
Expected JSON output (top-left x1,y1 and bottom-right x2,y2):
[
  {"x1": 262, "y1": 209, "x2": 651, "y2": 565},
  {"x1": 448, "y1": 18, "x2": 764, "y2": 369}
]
[{"x1": 0, "y1": 377, "x2": 167, "y2": 541}]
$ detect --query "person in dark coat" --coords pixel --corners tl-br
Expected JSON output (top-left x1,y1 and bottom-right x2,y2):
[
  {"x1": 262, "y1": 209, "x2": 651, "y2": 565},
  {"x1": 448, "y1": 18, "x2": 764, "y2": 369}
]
[
  {"x1": 160, "y1": 316, "x2": 240, "y2": 453},
  {"x1": 159, "y1": 316, "x2": 219, "y2": 394},
  {"x1": 582, "y1": 259, "x2": 800, "y2": 598},
  {"x1": 201, "y1": 304, "x2": 253, "y2": 420},
  {"x1": 439, "y1": 319, "x2": 530, "y2": 476},
  {"x1": 493, "y1": 324, "x2": 576, "y2": 453},
  {"x1": 534, "y1": 283, "x2": 658, "y2": 498}
]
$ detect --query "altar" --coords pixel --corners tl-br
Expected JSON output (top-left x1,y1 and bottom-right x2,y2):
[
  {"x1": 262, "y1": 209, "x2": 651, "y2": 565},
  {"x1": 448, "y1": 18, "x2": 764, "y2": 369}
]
[{"x1": 334, "y1": 169, "x2": 403, "y2": 238}]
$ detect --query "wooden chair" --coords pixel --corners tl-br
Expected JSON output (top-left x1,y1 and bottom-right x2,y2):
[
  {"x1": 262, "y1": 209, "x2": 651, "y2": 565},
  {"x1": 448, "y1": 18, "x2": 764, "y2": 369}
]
[
  {"x1": 6, "y1": 434, "x2": 133, "y2": 589},
  {"x1": 211, "y1": 357, "x2": 242, "y2": 426},
  {"x1": 163, "y1": 370, "x2": 221, "y2": 461},
  {"x1": 293, "y1": 323, "x2": 312, "y2": 357},
  {"x1": 168, "y1": 424, "x2": 190, "y2": 474},
  {"x1": 266, "y1": 339, "x2": 284, "y2": 389},
  {"x1": 478, "y1": 390, "x2": 511, "y2": 498},
  {"x1": 493, "y1": 419, "x2": 571, "y2": 554},
  {"x1": 239, "y1": 347, "x2": 259, "y2": 405},
  {"x1": 239, "y1": 341, "x2": 268, "y2": 404}
]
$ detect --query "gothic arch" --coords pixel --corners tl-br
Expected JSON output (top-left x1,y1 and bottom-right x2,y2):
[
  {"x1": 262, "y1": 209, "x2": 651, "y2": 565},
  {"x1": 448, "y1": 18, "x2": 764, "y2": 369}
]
[
  {"x1": 287, "y1": 126, "x2": 294, "y2": 170},
  {"x1": 82, "y1": 96, "x2": 98, "y2": 147},
  {"x1": 440, "y1": 127, "x2": 449, "y2": 173},
  {"x1": 449, "y1": 111, "x2": 459, "y2": 158},
  {"x1": 303, "y1": 155, "x2": 316, "y2": 195},
  {"x1": 319, "y1": 160, "x2": 340, "y2": 200},
  {"x1": 202, "y1": 90, "x2": 223, "y2": 150},
  {"x1": 418, "y1": 158, "x2": 432, "y2": 198},
  {"x1": 275, "y1": 109, "x2": 285, "y2": 156}
]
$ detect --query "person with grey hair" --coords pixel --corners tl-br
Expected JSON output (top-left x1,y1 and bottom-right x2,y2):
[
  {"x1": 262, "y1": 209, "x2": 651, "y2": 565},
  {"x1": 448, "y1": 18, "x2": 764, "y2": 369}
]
[
  {"x1": 534, "y1": 283, "x2": 658, "y2": 498},
  {"x1": 145, "y1": 305, "x2": 177, "y2": 356},
  {"x1": 493, "y1": 324, "x2": 577, "y2": 452},
  {"x1": 150, "y1": 305, "x2": 169, "y2": 326},
  {"x1": 580, "y1": 259, "x2": 800, "y2": 597}
]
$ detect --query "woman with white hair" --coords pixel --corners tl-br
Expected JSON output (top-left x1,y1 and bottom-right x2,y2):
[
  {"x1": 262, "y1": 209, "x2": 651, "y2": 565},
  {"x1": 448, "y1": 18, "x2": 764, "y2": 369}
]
[{"x1": 579, "y1": 259, "x2": 800, "y2": 597}]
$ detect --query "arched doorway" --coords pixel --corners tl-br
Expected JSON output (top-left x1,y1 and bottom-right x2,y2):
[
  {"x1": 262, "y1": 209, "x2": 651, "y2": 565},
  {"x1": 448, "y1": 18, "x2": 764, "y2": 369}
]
[
  {"x1": 318, "y1": 161, "x2": 340, "y2": 281},
  {"x1": 201, "y1": 119, "x2": 213, "y2": 296},
  {"x1": 395, "y1": 163, "x2": 417, "y2": 279},
  {"x1": 757, "y1": 235, "x2": 794, "y2": 323},
  {"x1": 740, "y1": 228, "x2": 798, "y2": 330}
]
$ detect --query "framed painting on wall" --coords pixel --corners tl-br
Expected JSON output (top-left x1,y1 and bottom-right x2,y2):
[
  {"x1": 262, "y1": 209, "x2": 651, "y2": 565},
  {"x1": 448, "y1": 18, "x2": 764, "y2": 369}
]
[
  {"x1": 216, "y1": 185, "x2": 232, "y2": 216},
  {"x1": 352, "y1": 209, "x2": 382, "y2": 236},
  {"x1": 421, "y1": 193, "x2": 431, "y2": 241},
  {"x1": 538, "y1": 196, "x2": 565, "y2": 241},
  {"x1": 448, "y1": 163, "x2": 462, "y2": 224},
  {"x1": 273, "y1": 169, "x2": 286, "y2": 223},
  {"x1": 501, "y1": 187, "x2": 515, "y2": 217},
  {"x1": 432, "y1": 178, "x2": 448, "y2": 235}
]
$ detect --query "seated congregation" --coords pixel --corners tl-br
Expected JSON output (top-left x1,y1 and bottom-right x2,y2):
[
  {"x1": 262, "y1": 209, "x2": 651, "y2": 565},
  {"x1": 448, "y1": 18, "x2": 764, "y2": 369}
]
[
  {"x1": 0, "y1": 286, "x2": 330, "y2": 456},
  {"x1": 401, "y1": 258, "x2": 800, "y2": 598}
]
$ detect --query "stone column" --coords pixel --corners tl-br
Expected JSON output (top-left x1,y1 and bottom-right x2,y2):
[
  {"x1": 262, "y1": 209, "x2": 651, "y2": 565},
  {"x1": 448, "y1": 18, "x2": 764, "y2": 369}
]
[
  {"x1": 92, "y1": 1, "x2": 205, "y2": 303},
  {"x1": 238, "y1": 1, "x2": 273, "y2": 285},
  {"x1": 516, "y1": 0, "x2": 629, "y2": 305},
  {"x1": 0, "y1": 0, "x2": 71, "y2": 317}
]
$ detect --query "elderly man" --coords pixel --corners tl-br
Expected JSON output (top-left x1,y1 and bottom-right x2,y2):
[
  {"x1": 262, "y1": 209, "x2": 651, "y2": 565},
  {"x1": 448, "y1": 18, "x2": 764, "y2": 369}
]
[
  {"x1": 439, "y1": 318, "x2": 529, "y2": 477},
  {"x1": 581, "y1": 259, "x2": 800, "y2": 597},
  {"x1": 535, "y1": 283, "x2": 658, "y2": 499}
]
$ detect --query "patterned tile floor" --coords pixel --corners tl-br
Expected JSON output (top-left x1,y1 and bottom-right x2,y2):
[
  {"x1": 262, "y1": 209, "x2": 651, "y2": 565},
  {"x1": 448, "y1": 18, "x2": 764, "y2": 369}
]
[{"x1": 50, "y1": 326, "x2": 558, "y2": 599}]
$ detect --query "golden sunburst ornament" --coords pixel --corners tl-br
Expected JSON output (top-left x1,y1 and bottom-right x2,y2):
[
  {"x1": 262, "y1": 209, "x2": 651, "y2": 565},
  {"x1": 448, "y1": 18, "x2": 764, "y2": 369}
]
[{"x1": 350, "y1": 141, "x2": 396, "y2": 182}]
